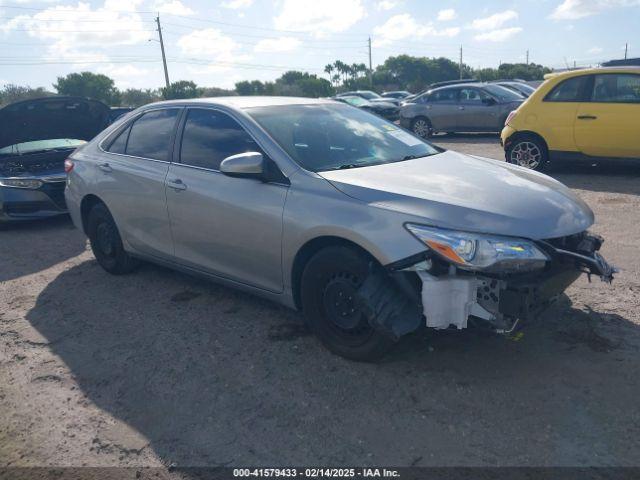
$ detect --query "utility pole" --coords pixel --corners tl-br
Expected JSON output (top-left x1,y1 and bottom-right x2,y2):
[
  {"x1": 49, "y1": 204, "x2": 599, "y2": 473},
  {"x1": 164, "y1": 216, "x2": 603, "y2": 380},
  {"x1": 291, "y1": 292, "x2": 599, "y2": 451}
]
[
  {"x1": 156, "y1": 15, "x2": 170, "y2": 90},
  {"x1": 459, "y1": 45, "x2": 463, "y2": 79},
  {"x1": 526, "y1": 49, "x2": 529, "y2": 65},
  {"x1": 624, "y1": 42, "x2": 628, "y2": 59},
  {"x1": 367, "y1": 37, "x2": 373, "y2": 87}
]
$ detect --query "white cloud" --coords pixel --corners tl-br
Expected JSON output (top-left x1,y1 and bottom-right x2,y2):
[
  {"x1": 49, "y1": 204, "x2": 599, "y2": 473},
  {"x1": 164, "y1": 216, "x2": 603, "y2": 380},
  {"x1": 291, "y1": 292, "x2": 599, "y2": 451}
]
[
  {"x1": 373, "y1": 14, "x2": 459, "y2": 46},
  {"x1": 177, "y1": 27, "x2": 252, "y2": 74},
  {"x1": 474, "y1": 27, "x2": 523, "y2": 42},
  {"x1": 153, "y1": 0, "x2": 194, "y2": 16},
  {"x1": 222, "y1": 0, "x2": 253, "y2": 8},
  {"x1": 274, "y1": 0, "x2": 365, "y2": 34},
  {"x1": 588, "y1": 46, "x2": 604, "y2": 53},
  {"x1": 0, "y1": 0, "x2": 150, "y2": 66},
  {"x1": 253, "y1": 37, "x2": 301, "y2": 53},
  {"x1": 471, "y1": 10, "x2": 518, "y2": 30},
  {"x1": 550, "y1": 0, "x2": 640, "y2": 20},
  {"x1": 437, "y1": 8, "x2": 457, "y2": 21},
  {"x1": 376, "y1": 0, "x2": 398, "y2": 10}
]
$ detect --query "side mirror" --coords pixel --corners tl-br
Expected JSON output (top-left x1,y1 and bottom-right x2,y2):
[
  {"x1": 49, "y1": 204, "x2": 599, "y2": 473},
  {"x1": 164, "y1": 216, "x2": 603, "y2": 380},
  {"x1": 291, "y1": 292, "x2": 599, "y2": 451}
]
[{"x1": 220, "y1": 151, "x2": 264, "y2": 178}]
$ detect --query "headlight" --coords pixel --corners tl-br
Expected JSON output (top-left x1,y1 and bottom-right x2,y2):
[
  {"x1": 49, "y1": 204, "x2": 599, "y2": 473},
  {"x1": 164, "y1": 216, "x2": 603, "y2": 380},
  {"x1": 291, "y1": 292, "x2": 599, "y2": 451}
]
[
  {"x1": 0, "y1": 178, "x2": 43, "y2": 189},
  {"x1": 405, "y1": 224, "x2": 549, "y2": 273}
]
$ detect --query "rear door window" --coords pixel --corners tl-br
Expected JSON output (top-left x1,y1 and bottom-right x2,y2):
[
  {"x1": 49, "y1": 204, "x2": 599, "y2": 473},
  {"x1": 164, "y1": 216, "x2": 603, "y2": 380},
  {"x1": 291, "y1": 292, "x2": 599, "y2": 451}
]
[
  {"x1": 179, "y1": 108, "x2": 262, "y2": 171},
  {"x1": 591, "y1": 74, "x2": 640, "y2": 103},
  {"x1": 428, "y1": 88, "x2": 458, "y2": 103},
  {"x1": 125, "y1": 109, "x2": 180, "y2": 161},
  {"x1": 545, "y1": 75, "x2": 591, "y2": 102}
]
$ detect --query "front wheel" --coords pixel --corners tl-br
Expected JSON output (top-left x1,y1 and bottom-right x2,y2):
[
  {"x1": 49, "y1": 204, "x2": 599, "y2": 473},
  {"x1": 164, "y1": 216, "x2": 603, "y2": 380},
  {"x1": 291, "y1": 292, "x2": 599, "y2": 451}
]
[
  {"x1": 411, "y1": 117, "x2": 432, "y2": 138},
  {"x1": 506, "y1": 135, "x2": 548, "y2": 171},
  {"x1": 87, "y1": 203, "x2": 138, "y2": 275},
  {"x1": 300, "y1": 246, "x2": 395, "y2": 362}
]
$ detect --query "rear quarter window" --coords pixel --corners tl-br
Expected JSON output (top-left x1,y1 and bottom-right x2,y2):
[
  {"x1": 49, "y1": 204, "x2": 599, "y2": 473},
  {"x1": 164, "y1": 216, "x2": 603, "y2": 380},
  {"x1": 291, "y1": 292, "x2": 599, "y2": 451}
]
[{"x1": 124, "y1": 109, "x2": 180, "y2": 161}]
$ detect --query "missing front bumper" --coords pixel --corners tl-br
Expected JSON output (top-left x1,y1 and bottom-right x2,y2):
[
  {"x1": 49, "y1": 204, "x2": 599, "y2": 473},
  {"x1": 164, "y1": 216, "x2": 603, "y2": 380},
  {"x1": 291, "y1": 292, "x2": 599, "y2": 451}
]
[{"x1": 382, "y1": 231, "x2": 616, "y2": 334}]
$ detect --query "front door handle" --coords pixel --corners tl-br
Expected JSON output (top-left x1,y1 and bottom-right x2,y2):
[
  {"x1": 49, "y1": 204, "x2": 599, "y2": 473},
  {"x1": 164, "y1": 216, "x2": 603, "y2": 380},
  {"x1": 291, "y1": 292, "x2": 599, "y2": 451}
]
[
  {"x1": 577, "y1": 115, "x2": 597, "y2": 120},
  {"x1": 98, "y1": 163, "x2": 112, "y2": 173},
  {"x1": 458, "y1": 106, "x2": 465, "y2": 110},
  {"x1": 167, "y1": 178, "x2": 187, "y2": 191}
]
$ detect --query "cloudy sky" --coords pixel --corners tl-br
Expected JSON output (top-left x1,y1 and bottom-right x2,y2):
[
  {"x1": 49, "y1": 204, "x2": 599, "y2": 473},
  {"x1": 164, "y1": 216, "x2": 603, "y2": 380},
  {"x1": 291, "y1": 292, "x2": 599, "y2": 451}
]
[{"x1": 0, "y1": 0, "x2": 638, "y2": 90}]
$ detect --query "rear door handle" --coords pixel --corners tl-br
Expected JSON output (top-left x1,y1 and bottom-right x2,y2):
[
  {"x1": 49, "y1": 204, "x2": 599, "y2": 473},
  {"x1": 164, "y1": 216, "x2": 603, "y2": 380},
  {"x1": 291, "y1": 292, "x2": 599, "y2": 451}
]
[
  {"x1": 98, "y1": 163, "x2": 112, "y2": 173},
  {"x1": 577, "y1": 115, "x2": 597, "y2": 120},
  {"x1": 167, "y1": 178, "x2": 187, "y2": 191},
  {"x1": 458, "y1": 106, "x2": 465, "y2": 110}
]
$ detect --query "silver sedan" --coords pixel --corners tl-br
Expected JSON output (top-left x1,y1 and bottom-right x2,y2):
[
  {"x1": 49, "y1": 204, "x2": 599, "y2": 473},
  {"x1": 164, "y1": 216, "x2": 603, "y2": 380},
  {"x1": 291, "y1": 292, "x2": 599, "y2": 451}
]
[{"x1": 65, "y1": 97, "x2": 614, "y2": 361}]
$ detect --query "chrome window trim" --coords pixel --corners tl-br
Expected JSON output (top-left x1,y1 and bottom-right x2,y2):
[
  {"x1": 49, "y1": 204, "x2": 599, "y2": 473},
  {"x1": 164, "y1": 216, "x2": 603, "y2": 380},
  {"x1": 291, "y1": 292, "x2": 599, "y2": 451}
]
[{"x1": 97, "y1": 106, "x2": 183, "y2": 163}]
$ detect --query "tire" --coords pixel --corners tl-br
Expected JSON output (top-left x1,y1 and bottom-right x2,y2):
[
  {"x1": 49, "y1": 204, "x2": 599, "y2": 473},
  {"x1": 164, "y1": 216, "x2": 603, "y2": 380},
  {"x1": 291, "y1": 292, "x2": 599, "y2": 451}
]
[
  {"x1": 300, "y1": 246, "x2": 395, "y2": 362},
  {"x1": 411, "y1": 117, "x2": 432, "y2": 138},
  {"x1": 87, "y1": 203, "x2": 138, "y2": 275},
  {"x1": 506, "y1": 134, "x2": 548, "y2": 171}
]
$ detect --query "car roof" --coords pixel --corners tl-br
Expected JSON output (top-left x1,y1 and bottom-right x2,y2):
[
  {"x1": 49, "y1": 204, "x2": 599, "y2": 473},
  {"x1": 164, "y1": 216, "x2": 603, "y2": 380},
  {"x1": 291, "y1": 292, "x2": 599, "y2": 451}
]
[
  {"x1": 543, "y1": 66, "x2": 640, "y2": 80},
  {"x1": 142, "y1": 96, "x2": 334, "y2": 110}
]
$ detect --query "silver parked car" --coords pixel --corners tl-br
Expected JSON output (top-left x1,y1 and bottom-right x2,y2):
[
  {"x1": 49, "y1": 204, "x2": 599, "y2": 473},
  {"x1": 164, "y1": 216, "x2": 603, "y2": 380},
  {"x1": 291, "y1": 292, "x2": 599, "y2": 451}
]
[
  {"x1": 65, "y1": 97, "x2": 615, "y2": 361},
  {"x1": 400, "y1": 83, "x2": 524, "y2": 137}
]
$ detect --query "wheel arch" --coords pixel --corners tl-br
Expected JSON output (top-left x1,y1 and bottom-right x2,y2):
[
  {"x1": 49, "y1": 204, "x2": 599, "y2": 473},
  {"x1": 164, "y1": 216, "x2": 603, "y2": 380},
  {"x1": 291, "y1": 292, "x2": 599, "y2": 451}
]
[
  {"x1": 80, "y1": 194, "x2": 106, "y2": 235},
  {"x1": 290, "y1": 236, "x2": 378, "y2": 310},
  {"x1": 506, "y1": 130, "x2": 549, "y2": 154}
]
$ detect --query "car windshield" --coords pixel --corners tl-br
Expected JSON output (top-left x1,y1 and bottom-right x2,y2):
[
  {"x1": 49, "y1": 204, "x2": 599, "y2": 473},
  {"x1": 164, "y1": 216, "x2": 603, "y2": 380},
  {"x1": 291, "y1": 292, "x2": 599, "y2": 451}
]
[
  {"x1": 483, "y1": 84, "x2": 524, "y2": 102},
  {"x1": 0, "y1": 138, "x2": 86, "y2": 156},
  {"x1": 512, "y1": 83, "x2": 535, "y2": 94},
  {"x1": 357, "y1": 91, "x2": 381, "y2": 100},
  {"x1": 247, "y1": 103, "x2": 439, "y2": 172},
  {"x1": 341, "y1": 96, "x2": 369, "y2": 107}
]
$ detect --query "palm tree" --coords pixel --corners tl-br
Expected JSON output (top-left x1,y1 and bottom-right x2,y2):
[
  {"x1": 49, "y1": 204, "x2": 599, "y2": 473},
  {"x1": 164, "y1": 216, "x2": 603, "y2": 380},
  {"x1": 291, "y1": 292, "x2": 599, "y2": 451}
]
[{"x1": 324, "y1": 64, "x2": 335, "y2": 86}]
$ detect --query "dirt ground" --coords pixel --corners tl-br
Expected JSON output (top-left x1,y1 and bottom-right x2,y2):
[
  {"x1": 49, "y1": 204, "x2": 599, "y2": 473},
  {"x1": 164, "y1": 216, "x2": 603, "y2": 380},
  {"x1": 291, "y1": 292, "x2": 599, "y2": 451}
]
[{"x1": 1, "y1": 135, "x2": 639, "y2": 469}]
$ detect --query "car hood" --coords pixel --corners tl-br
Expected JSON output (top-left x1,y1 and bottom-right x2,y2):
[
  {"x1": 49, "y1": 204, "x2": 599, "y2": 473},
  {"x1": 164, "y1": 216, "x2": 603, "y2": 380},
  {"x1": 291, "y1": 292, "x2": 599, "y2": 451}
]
[
  {"x1": 319, "y1": 151, "x2": 594, "y2": 240},
  {"x1": 0, "y1": 96, "x2": 110, "y2": 150}
]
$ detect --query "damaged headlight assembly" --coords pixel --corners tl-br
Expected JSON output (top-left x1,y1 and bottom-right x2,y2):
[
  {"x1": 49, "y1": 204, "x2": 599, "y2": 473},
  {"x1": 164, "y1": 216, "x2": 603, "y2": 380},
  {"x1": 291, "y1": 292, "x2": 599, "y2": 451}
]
[
  {"x1": 0, "y1": 178, "x2": 43, "y2": 189},
  {"x1": 405, "y1": 224, "x2": 549, "y2": 273}
]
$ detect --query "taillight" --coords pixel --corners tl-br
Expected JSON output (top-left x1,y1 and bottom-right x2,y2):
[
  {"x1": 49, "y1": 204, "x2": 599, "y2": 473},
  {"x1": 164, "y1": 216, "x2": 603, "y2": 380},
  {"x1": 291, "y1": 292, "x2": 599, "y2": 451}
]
[
  {"x1": 505, "y1": 110, "x2": 517, "y2": 126},
  {"x1": 64, "y1": 159, "x2": 74, "y2": 173}
]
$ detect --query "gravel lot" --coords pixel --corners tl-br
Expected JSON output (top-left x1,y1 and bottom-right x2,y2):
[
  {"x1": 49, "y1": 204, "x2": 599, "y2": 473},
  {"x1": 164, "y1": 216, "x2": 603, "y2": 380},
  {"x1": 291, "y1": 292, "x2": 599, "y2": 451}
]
[{"x1": 1, "y1": 135, "x2": 639, "y2": 469}]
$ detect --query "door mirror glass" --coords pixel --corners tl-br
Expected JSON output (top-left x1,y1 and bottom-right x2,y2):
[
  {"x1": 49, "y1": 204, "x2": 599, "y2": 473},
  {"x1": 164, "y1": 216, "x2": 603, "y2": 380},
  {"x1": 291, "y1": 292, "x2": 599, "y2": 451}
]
[{"x1": 220, "y1": 151, "x2": 264, "y2": 178}]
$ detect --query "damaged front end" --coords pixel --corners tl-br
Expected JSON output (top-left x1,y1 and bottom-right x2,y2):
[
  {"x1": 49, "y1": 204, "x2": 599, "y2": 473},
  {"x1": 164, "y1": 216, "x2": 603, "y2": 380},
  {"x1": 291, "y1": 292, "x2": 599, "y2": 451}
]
[{"x1": 357, "y1": 228, "x2": 616, "y2": 339}]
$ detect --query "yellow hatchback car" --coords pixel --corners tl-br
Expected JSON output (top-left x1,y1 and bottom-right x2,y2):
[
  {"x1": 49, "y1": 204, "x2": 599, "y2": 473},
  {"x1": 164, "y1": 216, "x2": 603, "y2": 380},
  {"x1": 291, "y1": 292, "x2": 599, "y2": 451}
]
[{"x1": 501, "y1": 67, "x2": 640, "y2": 170}]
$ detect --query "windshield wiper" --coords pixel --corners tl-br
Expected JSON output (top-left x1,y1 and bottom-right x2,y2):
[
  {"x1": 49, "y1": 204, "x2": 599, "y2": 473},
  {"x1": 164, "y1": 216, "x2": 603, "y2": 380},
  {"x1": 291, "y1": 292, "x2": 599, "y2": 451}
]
[{"x1": 335, "y1": 163, "x2": 362, "y2": 170}]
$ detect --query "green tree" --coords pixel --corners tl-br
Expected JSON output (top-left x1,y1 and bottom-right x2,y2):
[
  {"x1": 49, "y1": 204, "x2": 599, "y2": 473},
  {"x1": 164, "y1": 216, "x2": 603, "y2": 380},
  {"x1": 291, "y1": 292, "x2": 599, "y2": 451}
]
[
  {"x1": 0, "y1": 84, "x2": 53, "y2": 106},
  {"x1": 119, "y1": 88, "x2": 161, "y2": 107},
  {"x1": 53, "y1": 72, "x2": 120, "y2": 105},
  {"x1": 162, "y1": 80, "x2": 200, "y2": 100}
]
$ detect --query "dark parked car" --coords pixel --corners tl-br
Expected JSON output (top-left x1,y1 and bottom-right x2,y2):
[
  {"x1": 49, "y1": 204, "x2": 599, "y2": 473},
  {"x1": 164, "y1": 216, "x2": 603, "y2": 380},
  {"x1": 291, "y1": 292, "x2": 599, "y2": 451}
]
[
  {"x1": 333, "y1": 95, "x2": 399, "y2": 121},
  {"x1": 381, "y1": 90, "x2": 412, "y2": 100},
  {"x1": 0, "y1": 96, "x2": 110, "y2": 223},
  {"x1": 492, "y1": 81, "x2": 536, "y2": 98},
  {"x1": 400, "y1": 83, "x2": 524, "y2": 137},
  {"x1": 109, "y1": 106, "x2": 135, "y2": 123},
  {"x1": 336, "y1": 90, "x2": 402, "y2": 106}
]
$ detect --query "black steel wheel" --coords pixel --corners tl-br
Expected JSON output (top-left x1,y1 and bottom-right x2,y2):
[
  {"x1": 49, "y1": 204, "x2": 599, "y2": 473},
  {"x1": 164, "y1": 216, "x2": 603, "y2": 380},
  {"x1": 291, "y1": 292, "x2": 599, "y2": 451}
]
[
  {"x1": 300, "y1": 246, "x2": 394, "y2": 361},
  {"x1": 87, "y1": 203, "x2": 138, "y2": 274}
]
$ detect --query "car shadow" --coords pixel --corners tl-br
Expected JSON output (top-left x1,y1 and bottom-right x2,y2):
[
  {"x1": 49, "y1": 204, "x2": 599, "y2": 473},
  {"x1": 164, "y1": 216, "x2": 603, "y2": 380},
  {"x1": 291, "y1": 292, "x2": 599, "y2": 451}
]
[
  {"x1": 0, "y1": 215, "x2": 87, "y2": 282},
  {"x1": 24, "y1": 260, "x2": 640, "y2": 466},
  {"x1": 550, "y1": 161, "x2": 640, "y2": 196}
]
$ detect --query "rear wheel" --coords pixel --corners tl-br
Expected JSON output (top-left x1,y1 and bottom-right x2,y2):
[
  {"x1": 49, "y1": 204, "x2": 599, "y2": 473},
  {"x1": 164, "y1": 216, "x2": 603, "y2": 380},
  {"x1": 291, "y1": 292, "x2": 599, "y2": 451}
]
[
  {"x1": 411, "y1": 117, "x2": 432, "y2": 138},
  {"x1": 300, "y1": 246, "x2": 395, "y2": 362},
  {"x1": 506, "y1": 134, "x2": 548, "y2": 171},
  {"x1": 87, "y1": 203, "x2": 138, "y2": 274}
]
